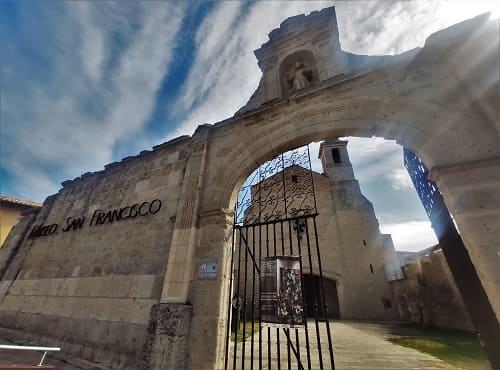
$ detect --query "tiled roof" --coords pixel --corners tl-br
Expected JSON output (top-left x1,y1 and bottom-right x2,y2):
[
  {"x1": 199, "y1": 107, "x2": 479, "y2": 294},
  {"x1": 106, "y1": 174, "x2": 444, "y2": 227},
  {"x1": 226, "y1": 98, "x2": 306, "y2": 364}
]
[{"x1": 0, "y1": 195, "x2": 42, "y2": 208}]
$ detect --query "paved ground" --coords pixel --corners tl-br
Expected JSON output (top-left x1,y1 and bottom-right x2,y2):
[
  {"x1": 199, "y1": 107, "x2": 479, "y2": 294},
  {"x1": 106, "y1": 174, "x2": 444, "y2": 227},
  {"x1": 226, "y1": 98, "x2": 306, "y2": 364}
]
[
  {"x1": 1, "y1": 321, "x2": 460, "y2": 369},
  {"x1": 228, "y1": 320, "x2": 459, "y2": 370},
  {"x1": 0, "y1": 339, "x2": 107, "y2": 370},
  {"x1": 331, "y1": 321, "x2": 458, "y2": 370}
]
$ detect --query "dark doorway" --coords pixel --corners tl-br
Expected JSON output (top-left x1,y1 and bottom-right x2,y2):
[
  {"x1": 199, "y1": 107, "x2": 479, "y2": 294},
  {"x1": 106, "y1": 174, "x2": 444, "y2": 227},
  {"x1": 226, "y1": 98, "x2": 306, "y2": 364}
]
[{"x1": 303, "y1": 274, "x2": 340, "y2": 319}]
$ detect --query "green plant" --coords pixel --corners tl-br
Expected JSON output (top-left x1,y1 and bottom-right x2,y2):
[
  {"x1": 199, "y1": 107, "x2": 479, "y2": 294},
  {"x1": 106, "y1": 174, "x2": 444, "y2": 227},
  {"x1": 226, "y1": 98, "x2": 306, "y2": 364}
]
[
  {"x1": 230, "y1": 322, "x2": 261, "y2": 342},
  {"x1": 389, "y1": 326, "x2": 491, "y2": 370}
]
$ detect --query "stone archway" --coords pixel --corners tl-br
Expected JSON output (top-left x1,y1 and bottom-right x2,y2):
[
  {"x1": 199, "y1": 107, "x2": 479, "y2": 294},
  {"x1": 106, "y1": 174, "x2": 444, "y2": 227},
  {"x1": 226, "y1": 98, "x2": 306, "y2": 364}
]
[
  {"x1": 166, "y1": 9, "x2": 500, "y2": 370},
  {"x1": 0, "y1": 7, "x2": 497, "y2": 370}
]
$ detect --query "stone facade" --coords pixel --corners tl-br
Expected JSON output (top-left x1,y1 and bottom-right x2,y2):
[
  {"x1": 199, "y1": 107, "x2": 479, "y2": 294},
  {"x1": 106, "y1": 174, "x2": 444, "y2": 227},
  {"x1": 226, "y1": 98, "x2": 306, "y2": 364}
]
[
  {"x1": 237, "y1": 140, "x2": 402, "y2": 321},
  {"x1": 0, "y1": 137, "x2": 191, "y2": 367},
  {"x1": 0, "y1": 196, "x2": 41, "y2": 247},
  {"x1": 390, "y1": 246, "x2": 474, "y2": 331},
  {"x1": 0, "y1": 7, "x2": 499, "y2": 370}
]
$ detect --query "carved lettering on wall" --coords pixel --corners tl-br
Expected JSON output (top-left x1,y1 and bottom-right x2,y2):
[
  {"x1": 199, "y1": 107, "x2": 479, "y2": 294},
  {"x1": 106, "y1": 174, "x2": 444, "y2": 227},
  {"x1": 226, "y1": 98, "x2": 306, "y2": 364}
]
[{"x1": 27, "y1": 199, "x2": 162, "y2": 239}]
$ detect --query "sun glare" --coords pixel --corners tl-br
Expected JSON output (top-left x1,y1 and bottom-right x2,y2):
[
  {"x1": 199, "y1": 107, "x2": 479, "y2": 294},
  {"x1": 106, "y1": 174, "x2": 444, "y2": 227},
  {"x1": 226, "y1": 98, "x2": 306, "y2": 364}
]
[{"x1": 441, "y1": 0, "x2": 500, "y2": 21}]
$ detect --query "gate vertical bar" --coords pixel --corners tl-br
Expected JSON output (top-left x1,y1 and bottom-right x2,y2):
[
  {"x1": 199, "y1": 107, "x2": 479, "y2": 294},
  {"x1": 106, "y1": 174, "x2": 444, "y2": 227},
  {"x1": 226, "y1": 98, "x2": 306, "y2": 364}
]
[
  {"x1": 287, "y1": 219, "x2": 301, "y2": 369},
  {"x1": 280, "y1": 220, "x2": 292, "y2": 370},
  {"x1": 251, "y1": 225, "x2": 256, "y2": 370},
  {"x1": 225, "y1": 222, "x2": 237, "y2": 370},
  {"x1": 266, "y1": 223, "x2": 271, "y2": 370},
  {"x1": 304, "y1": 218, "x2": 323, "y2": 369},
  {"x1": 295, "y1": 218, "x2": 312, "y2": 370},
  {"x1": 273, "y1": 222, "x2": 281, "y2": 370},
  {"x1": 241, "y1": 226, "x2": 249, "y2": 370},
  {"x1": 258, "y1": 222, "x2": 263, "y2": 370},
  {"x1": 233, "y1": 227, "x2": 243, "y2": 370},
  {"x1": 313, "y1": 216, "x2": 335, "y2": 369}
]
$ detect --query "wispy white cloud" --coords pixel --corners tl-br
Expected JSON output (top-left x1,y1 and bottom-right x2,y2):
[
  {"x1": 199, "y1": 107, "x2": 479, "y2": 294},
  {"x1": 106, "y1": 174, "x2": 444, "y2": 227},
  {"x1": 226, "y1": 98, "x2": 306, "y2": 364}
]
[
  {"x1": 178, "y1": 1, "x2": 244, "y2": 114},
  {"x1": 344, "y1": 137, "x2": 403, "y2": 185},
  {"x1": 2, "y1": 2, "x2": 186, "y2": 200},
  {"x1": 4, "y1": 0, "x2": 497, "y2": 205},
  {"x1": 74, "y1": 2, "x2": 106, "y2": 82},
  {"x1": 169, "y1": 1, "x2": 333, "y2": 139},
  {"x1": 388, "y1": 168, "x2": 413, "y2": 190},
  {"x1": 335, "y1": 0, "x2": 499, "y2": 56}
]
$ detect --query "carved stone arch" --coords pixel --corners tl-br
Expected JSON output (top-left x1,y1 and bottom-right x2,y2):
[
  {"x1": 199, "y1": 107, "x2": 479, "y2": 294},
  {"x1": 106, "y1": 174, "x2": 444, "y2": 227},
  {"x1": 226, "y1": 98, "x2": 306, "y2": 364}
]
[{"x1": 279, "y1": 49, "x2": 319, "y2": 97}]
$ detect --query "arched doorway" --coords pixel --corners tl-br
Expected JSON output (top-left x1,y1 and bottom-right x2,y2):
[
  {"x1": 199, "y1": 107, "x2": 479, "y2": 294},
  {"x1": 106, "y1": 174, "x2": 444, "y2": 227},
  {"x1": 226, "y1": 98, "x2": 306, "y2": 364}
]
[
  {"x1": 303, "y1": 274, "x2": 340, "y2": 320},
  {"x1": 163, "y1": 11, "x2": 499, "y2": 370}
]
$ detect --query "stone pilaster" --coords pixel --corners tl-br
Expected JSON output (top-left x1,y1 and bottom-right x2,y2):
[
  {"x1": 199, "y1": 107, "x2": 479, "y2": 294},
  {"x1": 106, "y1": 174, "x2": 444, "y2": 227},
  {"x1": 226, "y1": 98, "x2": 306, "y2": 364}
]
[
  {"x1": 140, "y1": 303, "x2": 192, "y2": 370},
  {"x1": 188, "y1": 208, "x2": 234, "y2": 370},
  {"x1": 429, "y1": 155, "x2": 500, "y2": 321},
  {"x1": 160, "y1": 126, "x2": 212, "y2": 304}
]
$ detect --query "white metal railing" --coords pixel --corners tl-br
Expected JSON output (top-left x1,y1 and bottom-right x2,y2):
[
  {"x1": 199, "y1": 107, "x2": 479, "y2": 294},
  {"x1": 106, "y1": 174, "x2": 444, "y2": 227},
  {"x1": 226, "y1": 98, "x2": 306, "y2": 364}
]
[{"x1": 0, "y1": 344, "x2": 61, "y2": 366}]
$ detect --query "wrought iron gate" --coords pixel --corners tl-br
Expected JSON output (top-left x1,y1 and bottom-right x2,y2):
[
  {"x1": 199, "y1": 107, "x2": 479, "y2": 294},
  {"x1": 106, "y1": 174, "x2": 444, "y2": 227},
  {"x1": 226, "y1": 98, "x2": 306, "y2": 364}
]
[{"x1": 224, "y1": 146, "x2": 335, "y2": 370}]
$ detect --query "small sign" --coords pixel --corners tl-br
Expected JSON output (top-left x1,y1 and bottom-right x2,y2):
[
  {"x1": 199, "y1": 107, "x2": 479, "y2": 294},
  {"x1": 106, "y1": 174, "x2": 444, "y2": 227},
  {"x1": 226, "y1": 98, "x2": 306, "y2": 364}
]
[{"x1": 198, "y1": 261, "x2": 218, "y2": 279}]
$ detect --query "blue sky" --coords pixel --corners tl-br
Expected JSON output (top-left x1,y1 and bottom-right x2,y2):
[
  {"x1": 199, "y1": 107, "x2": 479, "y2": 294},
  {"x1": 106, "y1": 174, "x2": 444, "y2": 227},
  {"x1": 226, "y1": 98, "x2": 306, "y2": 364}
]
[{"x1": 1, "y1": 0, "x2": 498, "y2": 251}]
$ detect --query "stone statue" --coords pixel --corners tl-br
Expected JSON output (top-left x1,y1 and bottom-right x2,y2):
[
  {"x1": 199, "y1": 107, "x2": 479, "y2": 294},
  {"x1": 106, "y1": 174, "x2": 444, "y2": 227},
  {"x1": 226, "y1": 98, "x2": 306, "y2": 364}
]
[{"x1": 286, "y1": 61, "x2": 312, "y2": 93}]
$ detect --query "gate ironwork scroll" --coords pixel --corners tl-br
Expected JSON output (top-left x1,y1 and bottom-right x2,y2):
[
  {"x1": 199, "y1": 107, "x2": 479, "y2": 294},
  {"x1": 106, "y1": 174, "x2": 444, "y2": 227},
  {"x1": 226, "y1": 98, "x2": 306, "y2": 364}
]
[{"x1": 224, "y1": 145, "x2": 335, "y2": 370}]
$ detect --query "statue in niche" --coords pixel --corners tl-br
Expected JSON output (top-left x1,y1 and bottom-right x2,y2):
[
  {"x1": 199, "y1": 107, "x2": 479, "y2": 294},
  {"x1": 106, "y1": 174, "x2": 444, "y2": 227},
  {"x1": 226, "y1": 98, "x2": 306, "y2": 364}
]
[{"x1": 286, "y1": 61, "x2": 313, "y2": 93}]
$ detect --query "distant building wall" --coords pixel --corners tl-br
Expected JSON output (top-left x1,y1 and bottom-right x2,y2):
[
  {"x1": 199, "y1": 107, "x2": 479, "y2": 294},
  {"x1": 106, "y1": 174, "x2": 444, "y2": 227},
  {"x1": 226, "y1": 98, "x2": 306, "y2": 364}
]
[
  {"x1": 0, "y1": 196, "x2": 41, "y2": 247},
  {"x1": 390, "y1": 246, "x2": 473, "y2": 331}
]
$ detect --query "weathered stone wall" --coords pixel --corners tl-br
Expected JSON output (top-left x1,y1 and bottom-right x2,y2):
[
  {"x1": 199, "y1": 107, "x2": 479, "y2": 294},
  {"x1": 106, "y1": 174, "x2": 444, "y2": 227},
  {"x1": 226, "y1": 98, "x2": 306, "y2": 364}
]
[
  {"x1": 389, "y1": 247, "x2": 473, "y2": 331},
  {"x1": 0, "y1": 7, "x2": 498, "y2": 370},
  {"x1": 140, "y1": 303, "x2": 192, "y2": 370},
  {"x1": 316, "y1": 141, "x2": 401, "y2": 320},
  {"x1": 0, "y1": 209, "x2": 39, "y2": 293},
  {"x1": 0, "y1": 137, "x2": 190, "y2": 367}
]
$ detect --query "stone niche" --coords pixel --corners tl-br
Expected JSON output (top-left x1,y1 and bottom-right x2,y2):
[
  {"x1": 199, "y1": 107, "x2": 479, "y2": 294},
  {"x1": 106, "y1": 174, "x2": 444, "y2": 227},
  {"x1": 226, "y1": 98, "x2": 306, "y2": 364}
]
[
  {"x1": 279, "y1": 50, "x2": 319, "y2": 97},
  {"x1": 240, "y1": 7, "x2": 351, "y2": 113}
]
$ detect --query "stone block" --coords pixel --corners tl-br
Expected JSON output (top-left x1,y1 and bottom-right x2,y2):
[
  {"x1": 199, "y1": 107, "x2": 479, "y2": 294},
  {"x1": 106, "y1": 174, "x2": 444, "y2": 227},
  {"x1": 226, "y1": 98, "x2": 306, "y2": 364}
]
[
  {"x1": 75, "y1": 277, "x2": 94, "y2": 297},
  {"x1": 88, "y1": 297, "x2": 112, "y2": 321},
  {"x1": 135, "y1": 180, "x2": 151, "y2": 193},
  {"x1": 110, "y1": 274, "x2": 132, "y2": 298},
  {"x1": 18, "y1": 279, "x2": 36, "y2": 296},
  {"x1": 128, "y1": 275, "x2": 155, "y2": 298},
  {"x1": 109, "y1": 298, "x2": 134, "y2": 322},
  {"x1": 48, "y1": 277, "x2": 64, "y2": 296},
  {"x1": 21, "y1": 296, "x2": 38, "y2": 314},
  {"x1": 91, "y1": 274, "x2": 113, "y2": 297},
  {"x1": 129, "y1": 298, "x2": 155, "y2": 325},
  {"x1": 60, "y1": 277, "x2": 78, "y2": 296},
  {"x1": 0, "y1": 280, "x2": 12, "y2": 296},
  {"x1": 70, "y1": 296, "x2": 92, "y2": 319},
  {"x1": 0, "y1": 294, "x2": 22, "y2": 312},
  {"x1": 188, "y1": 315, "x2": 221, "y2": 370},
  {"x1": 139, "y1": 303, "x2": 192, "y2": 370}
]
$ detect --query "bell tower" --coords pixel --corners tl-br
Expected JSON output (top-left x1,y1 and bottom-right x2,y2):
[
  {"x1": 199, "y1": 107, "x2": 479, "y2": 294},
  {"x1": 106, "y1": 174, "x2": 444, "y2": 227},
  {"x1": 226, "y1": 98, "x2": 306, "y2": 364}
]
[
  {"x1": 319, "y1": 139, "x2": 374, "y2": 213},
  {"x1": 319, "y1": 139, "x2": 355, "y2": 181}
]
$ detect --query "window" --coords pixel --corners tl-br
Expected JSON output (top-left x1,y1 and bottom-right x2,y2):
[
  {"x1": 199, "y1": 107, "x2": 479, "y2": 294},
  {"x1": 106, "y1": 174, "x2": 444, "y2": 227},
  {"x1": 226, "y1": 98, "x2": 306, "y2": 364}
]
[
  {"x1": 291, "y1": 175, "x2": 298, "y2": 183},
  {"x1": 382, "y1": 298, "x2": 392, "y2": 308},
  {"x1": 369, "y1": 264, "x2": 374, "y2": 274},
  {"x1": 363, "y1": 239, "x2": 366, "y2": 246},
  {"x1": 331, "y1": 148, "x2": 341, "y2": 163}
]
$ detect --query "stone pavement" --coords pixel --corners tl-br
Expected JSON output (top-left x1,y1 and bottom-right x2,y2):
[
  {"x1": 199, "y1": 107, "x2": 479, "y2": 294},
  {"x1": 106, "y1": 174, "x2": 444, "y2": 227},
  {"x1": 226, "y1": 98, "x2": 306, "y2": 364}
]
[
  {"x1": 0, "y1": 339, "x2": 109, "y2": 370},
  {"x1": 331, "y1": 321, "x2": 458, "y2": 369},
  {"x1": 1, "y1": 321, "x2": 460, "y2": 369},
  {"x1": 229, "y1": 320, "x2": 459, "y2": 370}
]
